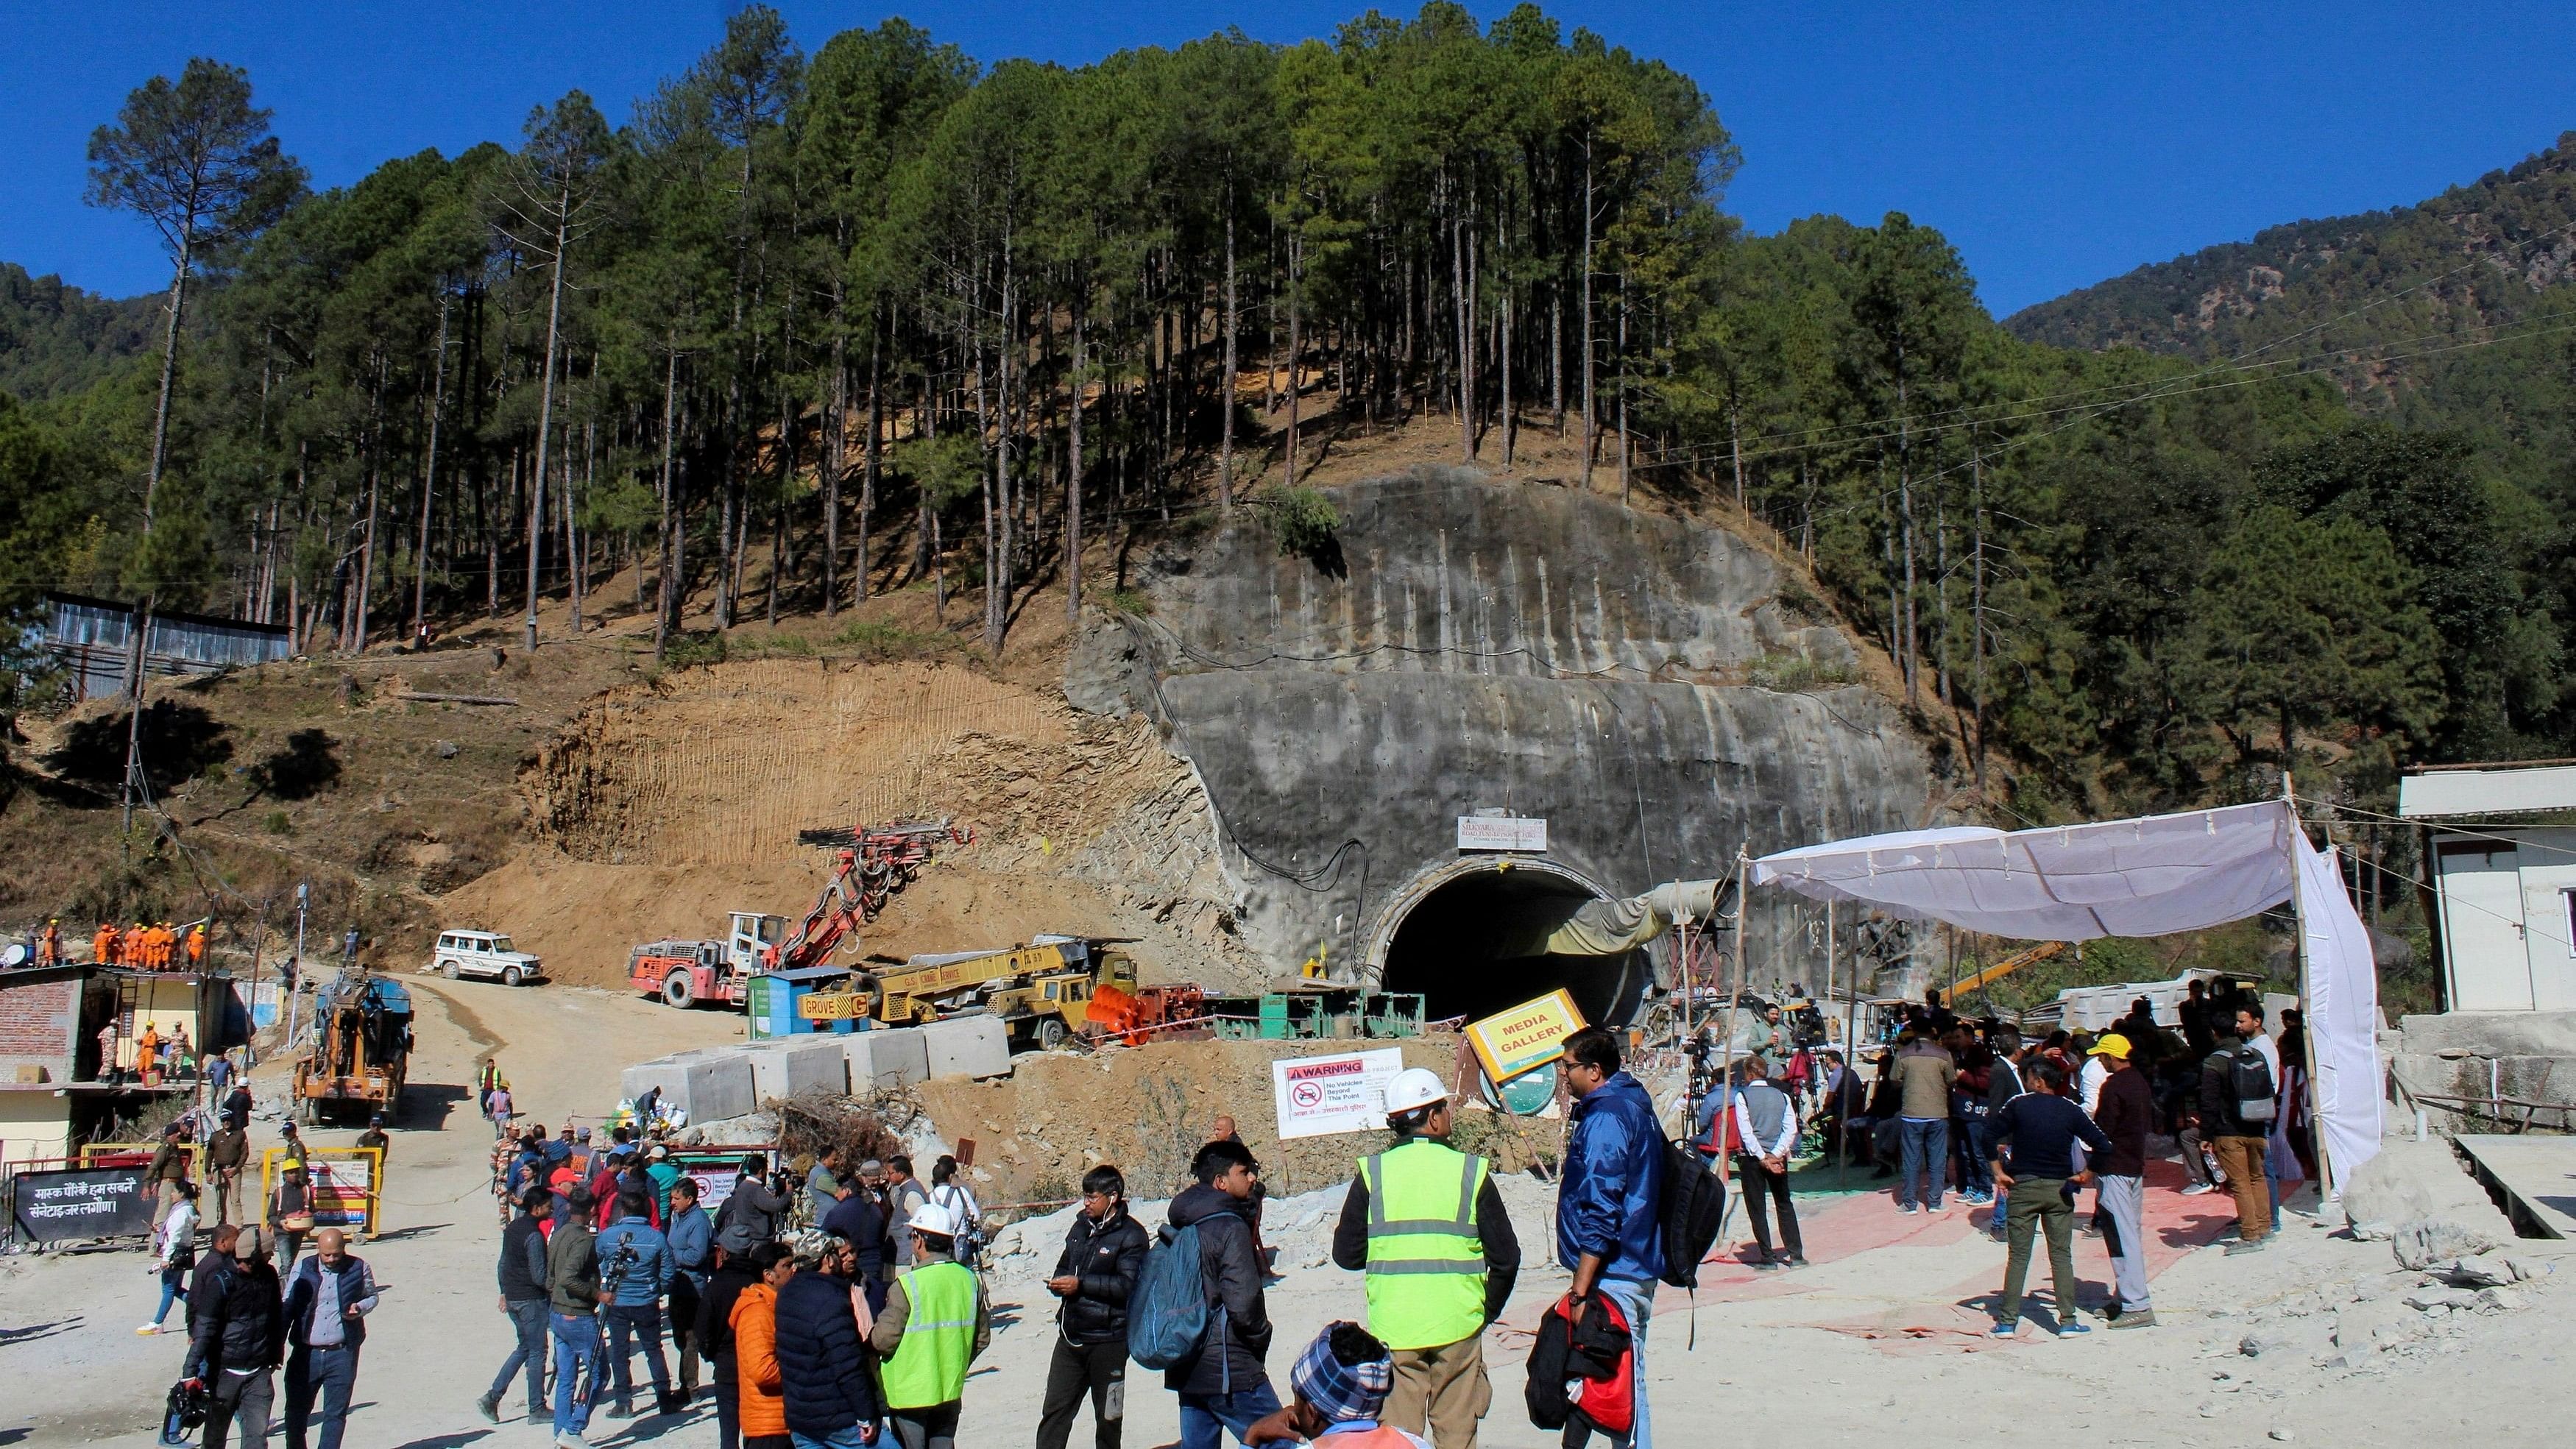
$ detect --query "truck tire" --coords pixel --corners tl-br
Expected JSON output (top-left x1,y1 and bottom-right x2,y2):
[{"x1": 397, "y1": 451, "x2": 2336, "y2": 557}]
[
  {"x1": 442, "y1": 959, "x2": 459, "y2": 979},
  {"x1": 662, "y1": 971, "x2": 696, "y2": 1008},
  {"x1": 1037, "y1": 1018, "x2": 1067, "y2": 1051},
  {"x1": 501, "y1": 965, "x2": 523, "y2": 988}
]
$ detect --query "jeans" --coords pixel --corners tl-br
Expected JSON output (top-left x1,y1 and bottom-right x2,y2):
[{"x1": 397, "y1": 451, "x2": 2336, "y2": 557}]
[
  {"x1": 713, "y1": 1357, "x2": 739, "y2": 1449},
  {"x1": 1037, "y1": 1336, "x2": 1126, "y2": 1449},
  {"x1": 1177, "y1": 1382, "x2": 1283, "y2": 1449},
  {"x1": 890, "y1": 1401, "x2": 961, "y2": 1449},
  {"x1": 1897, "y1": 1118, "x2": 1948, "y2": 1209},
  {"x1": 153, "y1": 1264, "x2": 190, "y2": 1325},
  {"x1": 1593, "y1": 1278, "x2": 1655, "y2": 1449},
  {"x1": 669, "y1": 1275, "x2": 704, "y2": 1393},
  {"x1": 1999, "y1": 1177, "x2": 2079, "y2": 1326},
  {"x1": 604, "y1": 1301, "x2": 673, "y2": 1406},
  {"x1": 2096, "y1": 1173, "x2": 2151, "y2": 1312},
  {"x1": 205, "y1": 1367, "x2": 273, "y2": 1449},
  {"x1": 284, "y1": 1342, "x2": 358, "y2": 1449},
  {"x1": 793, "y1": 1428, "x2": 878, "y2": 1449},
  {"x1": 491, "y1": 1297, "x2": 551, "y2": 1417},
  {"x1": 551, "y1": 1311, "x2": 605, "y2": 1435},
  {"x1": 1955, "y1": 1119, "x2": 1993, "y2": 1196}
]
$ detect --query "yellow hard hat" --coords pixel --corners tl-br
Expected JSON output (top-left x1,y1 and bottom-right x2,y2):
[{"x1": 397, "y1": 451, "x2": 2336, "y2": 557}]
[{"x1": 2087, "y1": 1032, "x2": 2132, "y2": 1060}]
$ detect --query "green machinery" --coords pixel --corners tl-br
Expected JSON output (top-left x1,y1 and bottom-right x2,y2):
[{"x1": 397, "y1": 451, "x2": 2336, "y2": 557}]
[{"x1": 1201, "y1": 988, "x2": 1426, "y2": 1041}]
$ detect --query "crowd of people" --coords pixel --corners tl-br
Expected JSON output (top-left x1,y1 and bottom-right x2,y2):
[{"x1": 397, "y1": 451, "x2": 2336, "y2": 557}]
[
  {"x1": 1782, "y1": 980, "x2": 2315, "y2": 1332},
  {"x1": 82, "y1": 918, "x2": 210, "y2": 971},
  {"x1": 447, "y1": 1025, "x2": 1672, "y2": 1449}
]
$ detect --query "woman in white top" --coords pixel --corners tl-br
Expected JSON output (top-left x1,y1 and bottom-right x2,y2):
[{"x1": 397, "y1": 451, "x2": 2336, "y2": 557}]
[
  {"x1": 141, "y1": 1180, "x2": 199, "y2": 1333},
  {"x1": 927, "y1": 1154, "x2": 982, "y2": 1265}
]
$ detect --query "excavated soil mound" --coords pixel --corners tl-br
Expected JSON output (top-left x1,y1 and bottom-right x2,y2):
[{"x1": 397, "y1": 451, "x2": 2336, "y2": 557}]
[
  {"x1": 913, "y1": 1034, "x2": 1562, "y2": 1209},
  {"x1": 453, "y1": 658, "x2": 1262, "y2": 993}
]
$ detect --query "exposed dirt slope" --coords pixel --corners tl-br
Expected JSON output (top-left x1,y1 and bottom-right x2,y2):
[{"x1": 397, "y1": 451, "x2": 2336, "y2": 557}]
[{"x1": 453, "y1": 656, "x2": 1258, "y2": 993}]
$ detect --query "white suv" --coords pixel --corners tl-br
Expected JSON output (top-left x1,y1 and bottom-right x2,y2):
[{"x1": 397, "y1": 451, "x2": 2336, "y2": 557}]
[{"x1": 431, "y1": 930, "x2": 545, "y2": 986}]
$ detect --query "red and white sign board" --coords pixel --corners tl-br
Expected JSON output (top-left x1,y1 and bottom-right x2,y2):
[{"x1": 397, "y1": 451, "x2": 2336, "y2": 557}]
[{"x1": 1271, "y1": 1048, "x2": 1407, "y2": 1141}]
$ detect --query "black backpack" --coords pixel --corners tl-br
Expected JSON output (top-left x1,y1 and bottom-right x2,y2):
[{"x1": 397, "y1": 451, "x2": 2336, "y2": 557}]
[
  {"x1": 2229, "y1": 1043, "x2": 2277, "y2": 1122},
  {"x1": 1656, "y1": 1136, "x2": 1726, "y2": 1290}
]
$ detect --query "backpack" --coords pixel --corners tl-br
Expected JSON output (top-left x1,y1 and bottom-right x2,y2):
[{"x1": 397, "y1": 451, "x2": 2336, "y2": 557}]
[
  {"x1": 1694, "y1": 1092, "x2": 1741, "y2": 1158},
  {"x1": 1656, "y1": 1136, "x2": 1726, "y2": 1291},
  {"x1": 2229, "y1": 1044, "x2": 2277, "y2": 1123},
  {"x1": 1524, "y1": 1293, "x2": 1631, "y2": 1431},
  {"x1": 1125, "y1": 1222, "x2": 1210, "y2": 1371},
  {"x1": 600, "y1": 1233, "x2": 643, "y2": 1295}
]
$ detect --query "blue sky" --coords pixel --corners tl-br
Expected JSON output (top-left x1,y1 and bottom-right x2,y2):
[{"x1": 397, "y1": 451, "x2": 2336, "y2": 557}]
[{"x1": 4, "y1": 3, "x2": 2569, "y2": 316}]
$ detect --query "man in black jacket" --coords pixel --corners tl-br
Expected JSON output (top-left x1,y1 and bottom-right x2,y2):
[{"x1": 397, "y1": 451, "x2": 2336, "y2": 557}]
[
  {"x1": 2201, "y1": 1020, "x2": 2272, "y2": 1254},
  {"x1": 185, "y1": 1225, "x2": 286, "y2": 1449},
  {"x1": 1038, "y1": 1165, "x2": 1148, "y2": 1449},
  {"x1": 283, "y1": 1228, "x2": 380, "y2": 1449},
  {"x1": 481, "y1": 1188, "x2": 554, "y2": 1423},
  {"x1": 696, "y1": 1247, "x2": 764, "y2": 1449},
  {"x1": 772, "y1": 1235, "x2": 884, "y2": 1448},
  {"x1": 1170, "y1": 1140, "x2": 1277, "y2": 1449}
]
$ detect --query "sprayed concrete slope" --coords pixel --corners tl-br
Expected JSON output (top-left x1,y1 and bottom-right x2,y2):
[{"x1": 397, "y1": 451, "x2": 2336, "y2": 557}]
[{"x1": 1072, "y1": 465, "x2": 1937, "y2": 1011}]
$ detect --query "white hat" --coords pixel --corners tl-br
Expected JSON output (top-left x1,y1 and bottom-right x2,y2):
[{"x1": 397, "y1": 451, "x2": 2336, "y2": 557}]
[
  {"x1": 1382, "y1": 1067, "x2": 1448, "y2": 1117},
  {"x1": 907, "y1": 1201, "x2": 960, "y2": 1238}
]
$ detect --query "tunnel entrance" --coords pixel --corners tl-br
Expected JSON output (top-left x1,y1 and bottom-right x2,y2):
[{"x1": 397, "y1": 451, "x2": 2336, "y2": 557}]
[{"x1": 1379, "y1": 863, "x2": 1652, "y2": 1027}]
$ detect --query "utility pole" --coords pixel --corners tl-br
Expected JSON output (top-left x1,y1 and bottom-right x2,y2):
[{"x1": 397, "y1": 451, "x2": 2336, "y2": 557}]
[{"x1": 286, "y1": 882, "x2": 308, "y2": 1049}]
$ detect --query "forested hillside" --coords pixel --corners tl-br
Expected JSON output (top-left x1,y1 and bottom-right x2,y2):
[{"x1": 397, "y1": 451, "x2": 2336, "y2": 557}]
[
  {"x1": 0, "y1": 263, "x2": 156, "y2": 400},
  {"x1": 1, "y1": 2, "x2": 2568, "y2": 860}
]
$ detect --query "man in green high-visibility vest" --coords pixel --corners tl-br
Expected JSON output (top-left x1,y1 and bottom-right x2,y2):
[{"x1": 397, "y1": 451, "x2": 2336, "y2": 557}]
[
  {"x1": 1330, "y1": 1068, "x2": 1521, "y2": 1449},
  {"x1": 866, "y1": 1200, "x2": 991, "y2": 1449}
]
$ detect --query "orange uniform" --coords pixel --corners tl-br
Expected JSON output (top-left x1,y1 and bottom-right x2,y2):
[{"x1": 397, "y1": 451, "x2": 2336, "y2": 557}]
[
  {"x1": 186, "y1": 925, "x2": 206, "y2": 966},
  {"x1": 95, "y1": 924, "x2": 116, "y2": 963}
]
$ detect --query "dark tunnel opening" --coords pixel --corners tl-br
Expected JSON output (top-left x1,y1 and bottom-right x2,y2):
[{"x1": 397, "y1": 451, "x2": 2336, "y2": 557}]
[{"x1": 1380, "y1": 867, "x2": 1651, "y2": 1027}]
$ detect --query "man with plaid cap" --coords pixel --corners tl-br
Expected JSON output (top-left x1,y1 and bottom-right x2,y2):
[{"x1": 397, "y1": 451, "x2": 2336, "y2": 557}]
[{"x1": 1244, "y1": 1323, "x2": 1432, "y2": 1449}]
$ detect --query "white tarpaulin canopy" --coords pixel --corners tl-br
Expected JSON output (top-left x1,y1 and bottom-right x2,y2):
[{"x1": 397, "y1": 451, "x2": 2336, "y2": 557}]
[
  {"x1": 1747, "y1": 801, "x2": 2299, "y2": 940},
  {"x1": 1750, "y1": 798, "x2": 2381, "y2": 1178}
]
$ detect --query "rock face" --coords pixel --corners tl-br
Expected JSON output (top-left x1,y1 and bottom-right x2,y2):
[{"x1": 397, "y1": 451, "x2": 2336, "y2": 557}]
[{"x1": 1069, "y1": 466, "x2": 1936, "y2": 1016}]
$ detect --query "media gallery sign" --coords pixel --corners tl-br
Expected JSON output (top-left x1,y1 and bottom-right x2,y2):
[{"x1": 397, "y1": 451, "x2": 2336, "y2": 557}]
[{"x1": 10, "y1": 1165, "x2": 155, "y2": 1242}]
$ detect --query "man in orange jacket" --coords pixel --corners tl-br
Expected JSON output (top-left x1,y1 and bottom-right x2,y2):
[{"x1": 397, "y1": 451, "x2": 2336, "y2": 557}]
[{"x1": 731, "y1": 1242, "x2": 796, "y2": 1448}]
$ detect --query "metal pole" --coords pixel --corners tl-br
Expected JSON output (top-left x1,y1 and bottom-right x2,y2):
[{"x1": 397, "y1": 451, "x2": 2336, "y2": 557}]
[
  {"x1": 1833, "y1": 897, "x2": 1848, "y2": 1191},
  {"x1": 1715, "y1": 846, "x2": 1751, "y2": 1191},
  {"x1": 287, "y1": 882, "x2": 308, "y2": 1051}
]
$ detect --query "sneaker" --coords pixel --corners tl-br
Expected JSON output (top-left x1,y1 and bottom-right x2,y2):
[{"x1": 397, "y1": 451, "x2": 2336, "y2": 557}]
[
  {"x1": 2108, "y1": 1310, "x2": 2158, "y2": 1329},
  {"x1": 556, "y1": 1433, "x2": 587, "y2": 1449},
  {"x1": 1928, "y1": 1200, "x2": 1947, "y2": 1212},
  {"x1": 1900, "y1": 1203, "x2": 1922, "y2": 1216},
  {"x1": 1989, "y1": 1320, "x2": 2018, "y2": 1338},
  {"x1": 2181, "y1": 1183, "x2": 2217, "y2": 1196},
  {"x1": 135, "y1": 1322, "x2": 162, "y2": 1336},
  {"x1": 2223, "y1": 1239, "x2": 2269, "y2": 1256},
  {"x1": 1783, "y1": 1253, "x2": 1809, "y2": 1266},
  {"x1": 2056, "y1": 1321, "x2": 2092, "y2": 1337},
  {"x1": 475, "y1": 1392, "x2": 500, "y2": 1425}
]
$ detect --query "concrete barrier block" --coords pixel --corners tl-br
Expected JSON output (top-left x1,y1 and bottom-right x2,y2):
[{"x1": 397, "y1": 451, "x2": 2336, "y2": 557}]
[
  {"x1": 919, "y1": 1015, "x2": 1012, "y2": 1080},
  {"x1": 620, "y1": 1051, "x2": 757, "y2": 1124},
  {"x1": 842, "y1": 1027, "x2": 930, "y2": 1091},
  {"x1": 740, "y1": 1039, "x2": 848, "y2": 1100}
]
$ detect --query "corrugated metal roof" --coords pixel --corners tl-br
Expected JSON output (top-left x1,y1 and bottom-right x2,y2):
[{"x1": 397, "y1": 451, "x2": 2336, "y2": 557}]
[{"x1": 2398, "y1": 764, "x2": 2576, "y2": 818}]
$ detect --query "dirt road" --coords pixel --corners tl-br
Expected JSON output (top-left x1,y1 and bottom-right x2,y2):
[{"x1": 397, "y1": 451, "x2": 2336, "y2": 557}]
[{"x1": 8, "y1": 974, "x2": 2574, "y2": 1449}]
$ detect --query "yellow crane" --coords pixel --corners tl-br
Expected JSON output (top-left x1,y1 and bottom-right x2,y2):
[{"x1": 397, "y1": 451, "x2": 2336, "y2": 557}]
[{"x1": 1951, "y1": 940, "x2": 2068, "y2": 998}]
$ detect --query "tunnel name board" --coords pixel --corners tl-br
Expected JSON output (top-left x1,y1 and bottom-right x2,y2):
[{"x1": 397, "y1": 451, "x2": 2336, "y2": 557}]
[
  {"x1": 1466, "y1": 989, "x2": 1588, "y2": 1083},
  {"x1": 1457, "y1": 815, "x2": 1548, "y2": 851}
]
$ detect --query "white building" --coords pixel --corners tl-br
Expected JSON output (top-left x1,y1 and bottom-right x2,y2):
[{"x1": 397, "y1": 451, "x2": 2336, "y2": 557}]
[{"x1": 2397, "y1": 762, "x2": 2576, "y2": 1012}]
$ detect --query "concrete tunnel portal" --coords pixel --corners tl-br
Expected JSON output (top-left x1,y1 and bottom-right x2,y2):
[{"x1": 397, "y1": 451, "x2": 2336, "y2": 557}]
[{"x1": 1374, "y1": 859, "x2": 1653, "y2": 1029}]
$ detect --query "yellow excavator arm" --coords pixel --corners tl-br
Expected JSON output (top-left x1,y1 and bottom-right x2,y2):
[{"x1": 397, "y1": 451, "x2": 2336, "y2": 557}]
[{"x1": 1951, "y1": 940, "x2": 2067, "y2": 996}]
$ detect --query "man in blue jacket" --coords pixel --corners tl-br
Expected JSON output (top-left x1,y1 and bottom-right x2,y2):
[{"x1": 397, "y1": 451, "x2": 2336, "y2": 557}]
[
  {"x1": 595, "y1": 1190, "x2": 682, "y2": 1418},
  {"x1": 1555, "y1": 1027, "x2": 1664, "y2": 1449},
  {"x1": 283, "y1": 1227, "x2": 381, "y2": 1449},
  {"x1": 774, "y1": 1233, "x2": 885, "y2": 1448}
]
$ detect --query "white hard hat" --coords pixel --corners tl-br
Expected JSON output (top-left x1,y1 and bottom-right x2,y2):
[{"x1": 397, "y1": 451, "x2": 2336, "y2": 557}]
[
  {"x1": 906, "y1": 1201, "x2": 960, "y2": 1238},
  {"x1": 1382, "y1": 1067, "x2": 1449, "y2": 1117}
]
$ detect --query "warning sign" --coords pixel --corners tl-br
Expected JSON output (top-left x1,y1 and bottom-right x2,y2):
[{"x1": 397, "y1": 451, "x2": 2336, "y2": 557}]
[
  {"x1": 1465, "y1": 989, "x2": 1588, "y2": 1083},
  {"x1": 1271, "y1": 1049, "x2": 1407, "y2": 1141}
]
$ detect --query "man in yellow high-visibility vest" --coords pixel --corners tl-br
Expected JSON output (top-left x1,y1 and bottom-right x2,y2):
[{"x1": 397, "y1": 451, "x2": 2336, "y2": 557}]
[
  {"x1": 867, "y1": 1200, "x2": 991, "y2": 1449},
  {"x1": 1330, "y1": 1068, "x2": 1521, "y2": 1449}
]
